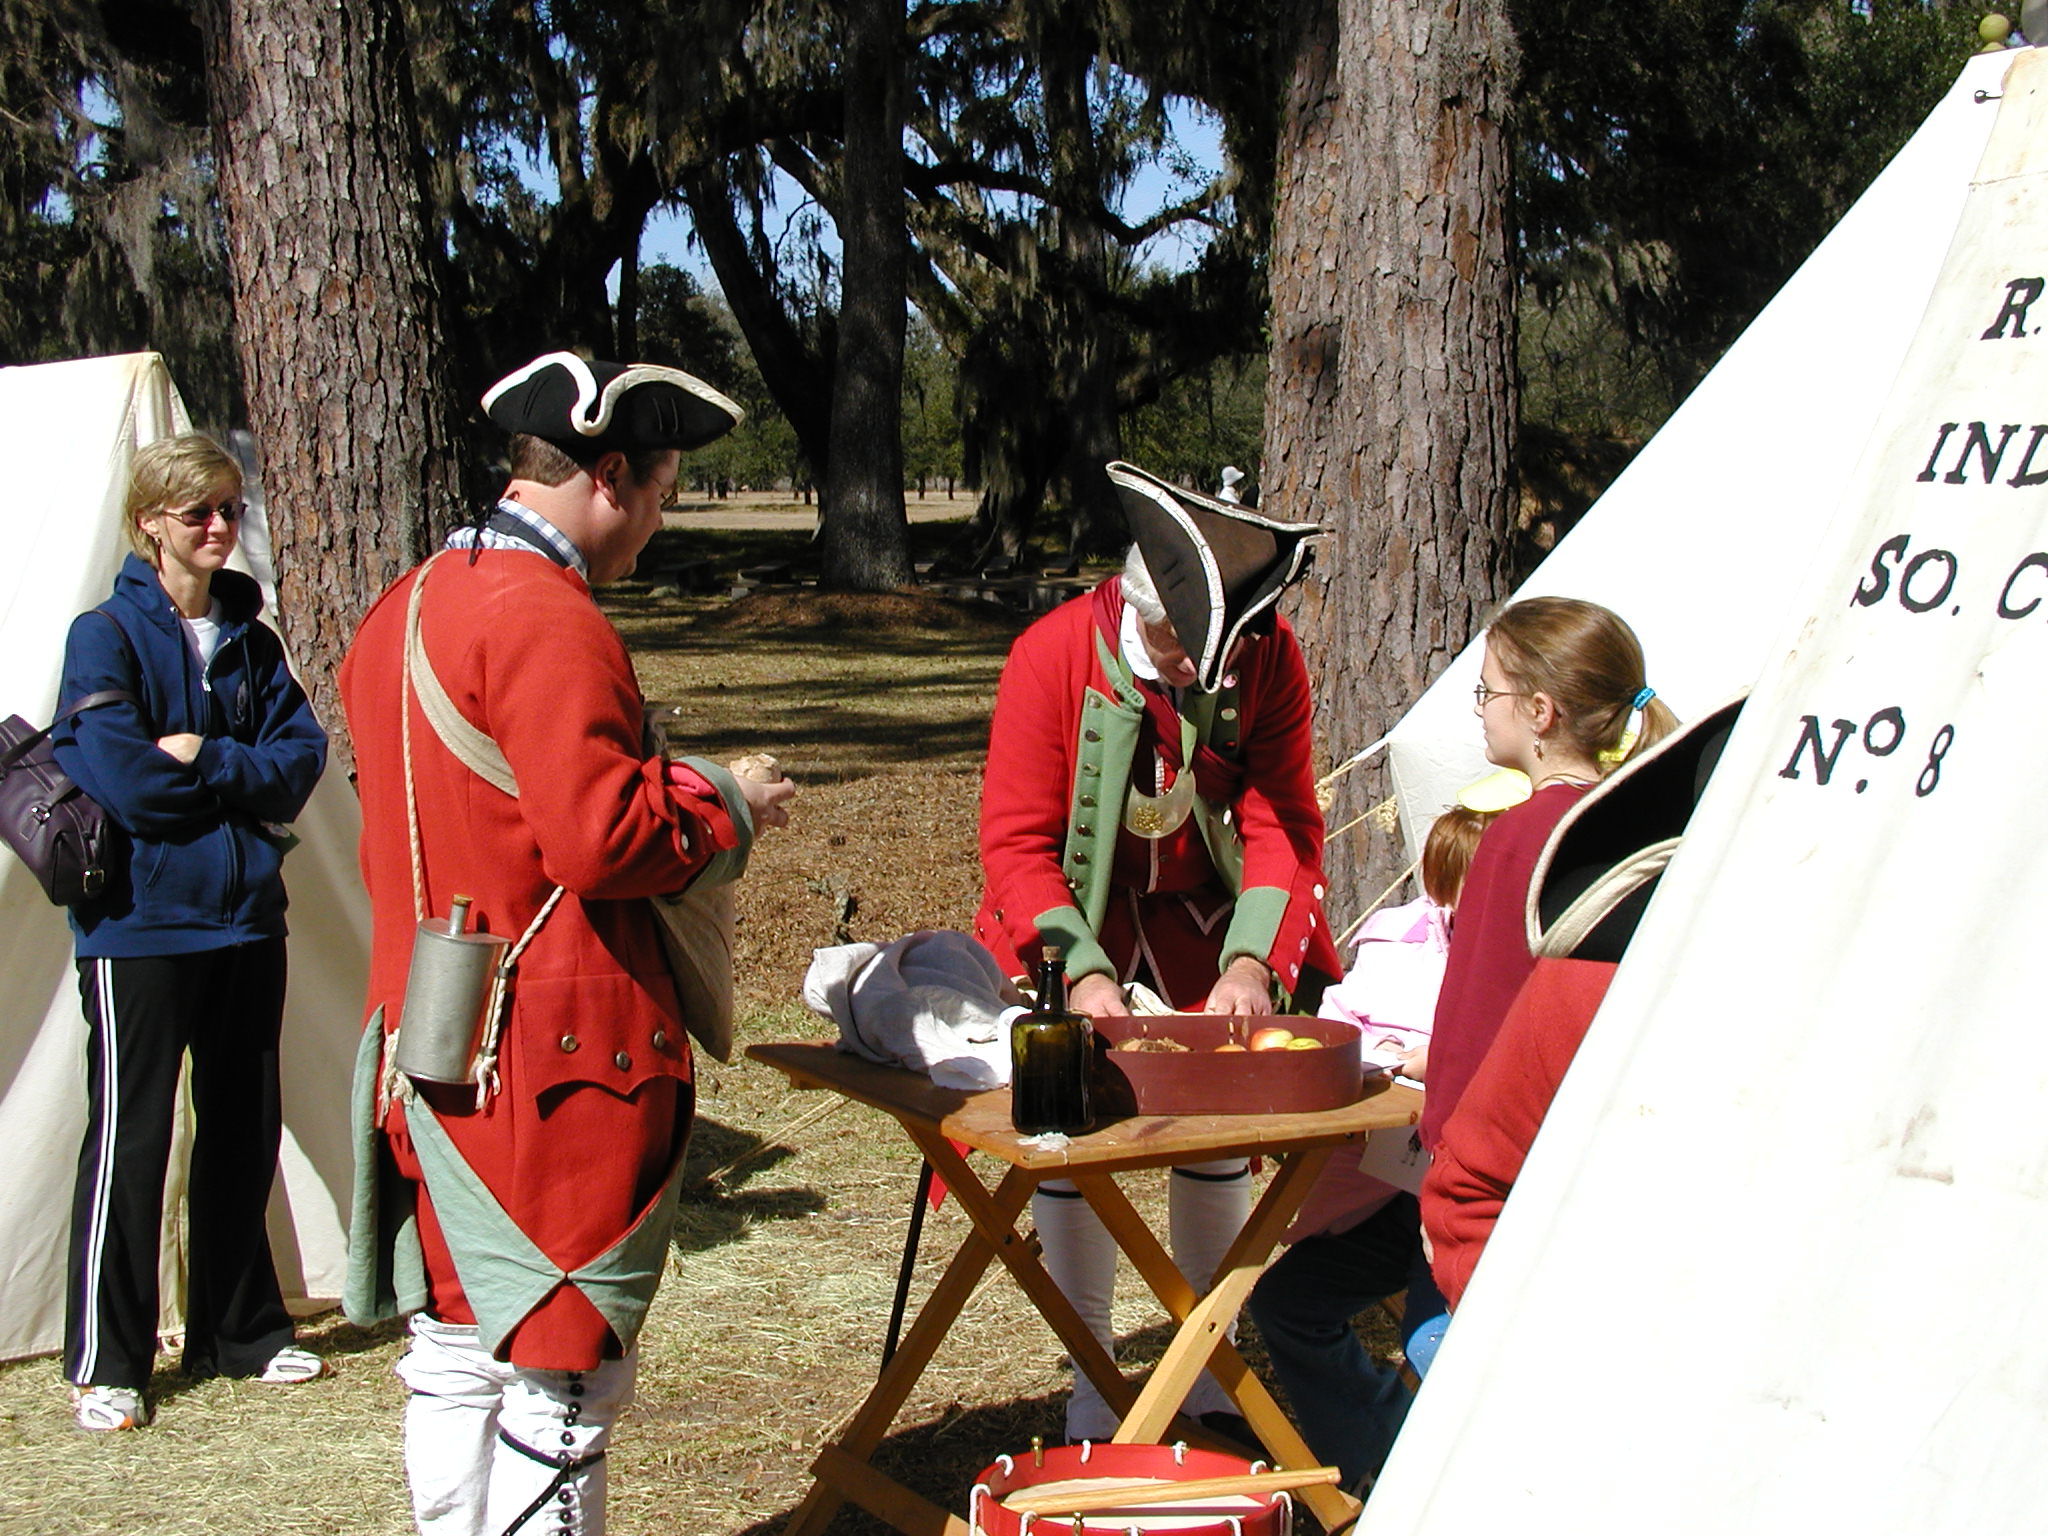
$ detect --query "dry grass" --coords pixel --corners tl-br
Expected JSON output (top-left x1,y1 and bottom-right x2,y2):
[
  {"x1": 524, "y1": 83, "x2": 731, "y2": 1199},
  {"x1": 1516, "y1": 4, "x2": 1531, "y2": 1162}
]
[{"x1": 0, "y1": 576, "x2": 1401, "y2": 1536}]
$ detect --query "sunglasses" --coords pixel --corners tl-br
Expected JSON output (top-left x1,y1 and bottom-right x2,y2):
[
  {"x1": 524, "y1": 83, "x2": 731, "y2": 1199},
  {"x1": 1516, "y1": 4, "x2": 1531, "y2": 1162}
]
[{"x1": 162, "y1": 498, "x2": 247, "y2": 528}]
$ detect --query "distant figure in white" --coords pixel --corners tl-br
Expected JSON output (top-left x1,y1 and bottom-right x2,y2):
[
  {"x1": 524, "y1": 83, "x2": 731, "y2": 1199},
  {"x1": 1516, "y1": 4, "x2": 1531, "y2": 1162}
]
[{"x1": 1217, "y1": 465, "x2": 1244, "y2": 504}]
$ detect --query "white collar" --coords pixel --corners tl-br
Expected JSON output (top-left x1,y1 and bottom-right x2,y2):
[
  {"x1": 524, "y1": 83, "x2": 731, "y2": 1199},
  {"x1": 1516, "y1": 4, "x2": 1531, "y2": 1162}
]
[{"x1": 1120, "y1": 602, "x2": 1162, "y2": 684}]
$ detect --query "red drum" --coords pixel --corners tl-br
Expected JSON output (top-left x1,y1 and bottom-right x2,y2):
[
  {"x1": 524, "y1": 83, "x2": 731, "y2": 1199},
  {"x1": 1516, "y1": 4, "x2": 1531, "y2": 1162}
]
[{"x1": 968, "y1": 1442, "x2": 1294, "y2": 1536}]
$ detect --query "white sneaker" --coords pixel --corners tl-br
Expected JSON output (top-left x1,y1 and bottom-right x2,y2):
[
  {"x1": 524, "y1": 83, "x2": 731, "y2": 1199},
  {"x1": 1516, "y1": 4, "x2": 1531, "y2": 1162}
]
[
  {"x1": 254, "y1": 1345, "x2": 326, "y2": 1384},
  {"x1": 73, "y1": 1384, "x2": 149, "y2": 1431}
]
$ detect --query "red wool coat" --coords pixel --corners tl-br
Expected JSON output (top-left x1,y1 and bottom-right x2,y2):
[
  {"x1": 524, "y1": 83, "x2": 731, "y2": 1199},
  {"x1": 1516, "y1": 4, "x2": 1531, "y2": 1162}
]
[
  {"x1": 1420, "y1": 782, "x2": 1587, "y2": 1152},
  {"x1": 974, "y1": 580, "x2": 1341, "y2": 1008},
  {"x1": 340, "y1": 550, "x2": 736, "y2": 1368},
  {"x1": 1422, "y1": 956, "x2": 1617, "y2": 1309}
]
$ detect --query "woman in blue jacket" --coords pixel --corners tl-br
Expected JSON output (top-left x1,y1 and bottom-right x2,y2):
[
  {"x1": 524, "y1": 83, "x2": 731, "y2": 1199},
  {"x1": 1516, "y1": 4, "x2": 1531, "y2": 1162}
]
[{"x1": 52, "y1": 433, "x2": 328, "y2": 1431}]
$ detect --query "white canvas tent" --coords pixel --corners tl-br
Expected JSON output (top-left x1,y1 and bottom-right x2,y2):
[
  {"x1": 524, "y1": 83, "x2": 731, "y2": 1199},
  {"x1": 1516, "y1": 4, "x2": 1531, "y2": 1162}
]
[
  {"x1": 1363, "y1": 47, "x2": 2048, "y2": 1535},
  {"x1": 0, "y1": 353, "x2": 367, "y2": 1363},
  {"x1": 1379, "y1": 49, "x2": 2016, "y2": 851}
]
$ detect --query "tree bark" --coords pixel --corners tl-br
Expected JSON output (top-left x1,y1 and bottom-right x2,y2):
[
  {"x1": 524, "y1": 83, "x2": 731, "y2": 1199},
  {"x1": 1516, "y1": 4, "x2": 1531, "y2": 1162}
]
[
  {"x1": 194, "y1": 0, "x2": 466, "y2": 775},
  {"x1": 1265, "y1": 0, "x2": 1519, "y2": 916},
  {"x1": 820, "y1": 0, "x2": 912, "y2": 589}
]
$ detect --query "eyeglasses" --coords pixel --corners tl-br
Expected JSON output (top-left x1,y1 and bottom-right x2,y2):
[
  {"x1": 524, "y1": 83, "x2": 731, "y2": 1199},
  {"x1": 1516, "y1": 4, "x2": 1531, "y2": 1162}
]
[
  {"x1": 163, "y1": 498, "x2": 246, "y2": 528},
  {"x1": 1472, "y1": 683, "x2": 1527, "y2": 707}
]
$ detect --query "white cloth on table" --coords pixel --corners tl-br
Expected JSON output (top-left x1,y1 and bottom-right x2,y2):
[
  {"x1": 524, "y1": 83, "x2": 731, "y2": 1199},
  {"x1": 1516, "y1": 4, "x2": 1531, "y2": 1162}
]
[{"x1": 803, "y1": 930, "x2": 1026, "y2": 1090}]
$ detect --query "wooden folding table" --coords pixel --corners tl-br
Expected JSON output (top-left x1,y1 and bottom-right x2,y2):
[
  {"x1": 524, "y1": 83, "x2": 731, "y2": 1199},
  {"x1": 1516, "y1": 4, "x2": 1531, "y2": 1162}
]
[{"x1": 747, "y1": 1042, "x2": 1424, "y2": 1536}]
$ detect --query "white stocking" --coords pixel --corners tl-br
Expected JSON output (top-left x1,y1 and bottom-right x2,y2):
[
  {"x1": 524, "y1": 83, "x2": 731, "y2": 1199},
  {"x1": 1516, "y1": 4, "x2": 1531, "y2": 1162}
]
[
  {"x1": 396, "y1": 1316, "x2": 513, "y2": 1536},
  {"x1": 1169, "y1": 1159, "x2": 1252, "y2": 1419},
  {"x1": 486, "y1": 1350, "x2": 637, "y2": 1536},
  {"x1": 1033, "y1": 1182, "x2": 1121, "y2": 1441}
]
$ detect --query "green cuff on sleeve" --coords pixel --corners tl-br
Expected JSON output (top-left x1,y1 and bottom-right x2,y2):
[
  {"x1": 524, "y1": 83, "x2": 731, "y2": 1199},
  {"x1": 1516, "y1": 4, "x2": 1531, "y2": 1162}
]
[
  {"x1": 1221, "y1": 884, "x2": 1290, "y2": 971},
  {"x1": 1030, "y1": 905, "x2": 1117, "y2": 985},
  {"x1": 678, "y1": 755, "x2": 756, "y2": 887}
]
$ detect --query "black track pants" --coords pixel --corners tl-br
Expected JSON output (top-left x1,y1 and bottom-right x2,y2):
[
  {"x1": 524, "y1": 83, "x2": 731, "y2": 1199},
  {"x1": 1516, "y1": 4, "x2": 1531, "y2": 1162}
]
[{"x1": 65, "y1": 939, "x2": 294, "y2": 1389}]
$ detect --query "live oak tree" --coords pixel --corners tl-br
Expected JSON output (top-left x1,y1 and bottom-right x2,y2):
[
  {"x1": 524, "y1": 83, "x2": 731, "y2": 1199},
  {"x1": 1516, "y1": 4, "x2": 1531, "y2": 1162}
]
[
  {"x1": 192, "y1": 0, "x2": 467, "y2": 766},
  {"x1": 1265, "y1": 0, "x2": 1520, "y2": 908}
]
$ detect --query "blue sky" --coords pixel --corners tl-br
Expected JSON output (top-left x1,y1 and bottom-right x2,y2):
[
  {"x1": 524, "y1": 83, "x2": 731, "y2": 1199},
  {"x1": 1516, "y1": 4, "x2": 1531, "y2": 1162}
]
[{"x1": 630, "y1": 98, "x2": 1227, "y2": 292}]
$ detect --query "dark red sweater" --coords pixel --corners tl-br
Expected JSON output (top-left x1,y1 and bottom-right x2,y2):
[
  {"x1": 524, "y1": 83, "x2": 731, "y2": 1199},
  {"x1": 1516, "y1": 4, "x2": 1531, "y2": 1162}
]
[{"x1": 1419, "y1": 782, "x2": 1586, "y2": 1151}]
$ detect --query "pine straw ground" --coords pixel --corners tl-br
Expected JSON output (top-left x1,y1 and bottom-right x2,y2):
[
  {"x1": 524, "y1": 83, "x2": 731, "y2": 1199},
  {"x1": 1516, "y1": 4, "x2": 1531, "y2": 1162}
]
[{"x1": 0, "y1": 581, "x2": 1401, "y2": 1536}]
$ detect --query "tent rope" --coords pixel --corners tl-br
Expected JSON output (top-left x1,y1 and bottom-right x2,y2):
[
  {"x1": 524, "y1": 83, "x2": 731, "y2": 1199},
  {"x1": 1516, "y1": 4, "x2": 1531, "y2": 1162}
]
[{"x1": 1334, "y1": 856, "x2": 1423, "y2": 950}]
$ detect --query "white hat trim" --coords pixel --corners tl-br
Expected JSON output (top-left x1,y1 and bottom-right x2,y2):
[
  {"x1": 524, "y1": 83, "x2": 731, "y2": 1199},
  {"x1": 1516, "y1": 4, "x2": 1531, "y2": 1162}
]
[
  {"x1": 481, "y1": 351, "x2": 746, "y2": 436},
  {"x1": 1106, "y1": 461, "x2": 1330, "y2": 690},
  {"x1": 1107, "y1": 463, "x2": 1229, "y2": 684}
]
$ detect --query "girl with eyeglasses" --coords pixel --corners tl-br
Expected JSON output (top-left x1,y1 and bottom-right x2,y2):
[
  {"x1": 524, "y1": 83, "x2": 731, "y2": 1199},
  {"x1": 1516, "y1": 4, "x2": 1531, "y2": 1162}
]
[
  {"x1": 49, "y1": 432, "x2": 328, "y2": 1430},
  {"x1": 1398, "y1": 596, "x2": 1677, "y2": 1375}
]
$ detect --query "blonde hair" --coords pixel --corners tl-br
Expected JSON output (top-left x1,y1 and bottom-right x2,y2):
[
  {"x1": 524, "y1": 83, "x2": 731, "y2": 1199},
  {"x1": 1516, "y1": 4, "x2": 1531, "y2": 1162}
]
[
  {"x1": 126, "y1": 433, "x2": 242, "y2": 565},
  {"x1": 1486, "y1": 596, "x2": 1678, "y2": 774},
  {"x1": 1420, "y1": 805, "x2": 1496, "y2": 908}
]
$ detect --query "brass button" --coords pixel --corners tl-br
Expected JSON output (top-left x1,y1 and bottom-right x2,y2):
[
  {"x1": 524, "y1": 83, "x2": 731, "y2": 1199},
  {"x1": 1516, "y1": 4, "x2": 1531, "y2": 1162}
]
[
  {"x1": 1081, "y1": 762, "x2": 1100, "y2": 776},
  {"x1": 652, "y1": 1030, "x2": 669, "y2": 1049},
  {"x1": 614, "y1": 1051, "x2": 632, "y2": 1071},
  {"x1": 1071, "y1": 852, "x2": 1090, "y2": 865},
  {"x1": 559, "y1": 1034, "x2": 579, "y2": 1053},
  {"x1": 1077, "y1": 824, "x2": 1092, "y2": 837},
  {"x1": 1083, "y1": 728, "x2": 1101, "y2": 743},
  {"x1": 1079, "y1": 794, "x2": 1096, "y2": 808}
]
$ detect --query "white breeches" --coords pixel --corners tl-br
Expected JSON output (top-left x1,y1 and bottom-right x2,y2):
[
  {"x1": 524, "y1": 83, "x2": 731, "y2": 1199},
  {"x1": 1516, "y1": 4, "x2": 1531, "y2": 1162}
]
[
  {"x1": 395, "y1": 1314, "x2": 636, "y2": 1536},
  {"x1": 1034, "y1": 1159, "x2": 1251, "y2": 1441}
]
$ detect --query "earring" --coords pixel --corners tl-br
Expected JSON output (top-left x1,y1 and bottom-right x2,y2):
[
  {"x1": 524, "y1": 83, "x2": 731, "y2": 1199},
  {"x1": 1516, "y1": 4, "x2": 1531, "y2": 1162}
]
[{"x1": 1533, "y1": 736, "x2": 1546, "y2": 760}]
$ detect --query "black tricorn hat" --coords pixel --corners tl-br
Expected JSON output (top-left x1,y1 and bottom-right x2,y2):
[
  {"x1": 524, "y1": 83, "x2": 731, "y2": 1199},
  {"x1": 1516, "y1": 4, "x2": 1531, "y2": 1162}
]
[
  {"x1": 482, "y1": 351, "x2": 744, "y2": 454},
  {"x1": 1525, "y1": 694, "x2": 1746, "y2": 963},
  {"x1": 1107, "y1": 460, "x2": 1331, "y2": 692}
]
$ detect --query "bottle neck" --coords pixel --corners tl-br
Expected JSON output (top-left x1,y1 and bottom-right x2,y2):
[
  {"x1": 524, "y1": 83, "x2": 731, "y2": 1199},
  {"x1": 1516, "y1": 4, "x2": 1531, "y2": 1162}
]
[{"x1": 1036, "y1": 958, "x2": 1068, "y2": 1015}]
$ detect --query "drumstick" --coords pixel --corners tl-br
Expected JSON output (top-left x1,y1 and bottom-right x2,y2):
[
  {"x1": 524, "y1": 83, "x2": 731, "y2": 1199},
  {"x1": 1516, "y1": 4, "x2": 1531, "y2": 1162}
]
[{"x1": 1002, "y1": 1465, "x2": 1340, "y2": 1516}]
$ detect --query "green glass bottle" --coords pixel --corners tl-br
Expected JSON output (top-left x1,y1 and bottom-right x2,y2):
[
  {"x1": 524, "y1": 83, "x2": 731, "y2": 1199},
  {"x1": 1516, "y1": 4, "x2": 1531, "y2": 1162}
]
[{"x1": 1011, "y1": 944, "x2": 1094, "y2": 1135}]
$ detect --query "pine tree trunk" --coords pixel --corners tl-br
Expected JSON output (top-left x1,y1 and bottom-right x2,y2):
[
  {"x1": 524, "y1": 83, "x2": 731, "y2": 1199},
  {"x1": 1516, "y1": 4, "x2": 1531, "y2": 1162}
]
[
  {"x1": 1265, "y1": 0, "x2": 1519, "y2": 919},
  {"x1": 820, "y1": 0, "x2": 912, "y2": 590},
  {"x1": 194, "y1": 0, "x2": 467, "y2": 774}
]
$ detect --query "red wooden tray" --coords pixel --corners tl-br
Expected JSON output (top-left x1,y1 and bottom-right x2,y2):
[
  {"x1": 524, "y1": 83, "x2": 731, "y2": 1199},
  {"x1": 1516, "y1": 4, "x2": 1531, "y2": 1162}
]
[{"x1": 1090, "y1": 1015, "x2": 1366, "y2": 1117}]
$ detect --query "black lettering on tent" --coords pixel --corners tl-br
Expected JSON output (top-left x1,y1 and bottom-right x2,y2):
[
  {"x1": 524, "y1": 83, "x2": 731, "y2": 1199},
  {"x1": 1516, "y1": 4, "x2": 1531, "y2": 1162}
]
[
  {"x1": 1916, "y1": 423, "x2": 1959, "y2": 482},
  {"x1": 1998, "y1": 552, "x2": 2048, "y2": 618},
  {"x1": 2009, "y1": 426, "x2": 2048, "y2": 489},
  {"x1": 1980, "y1": 277, "x2": 2044, "y2": 340},
  {"x1": 1852, "y1": 534, "x2": 1910, "y2": 606},
  {"x1": 1897, "y1": 549, "x2": 1957, "y2": 613},
  {"x1": 1942, "y1": 423, "x2": 2022, "y2": 485},
  {"x1": 1863, "y1": 707, "x2": 1906, "y2": 757},
  {"x1": 1779, "y1": 717, "x2": 1857, "y2": 785}
]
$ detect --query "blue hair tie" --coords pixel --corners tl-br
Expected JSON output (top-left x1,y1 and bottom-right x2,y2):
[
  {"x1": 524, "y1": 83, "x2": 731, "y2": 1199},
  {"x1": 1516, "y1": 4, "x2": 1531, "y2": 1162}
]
[{"x1": 1632, "y1": 686, "x2": 1656, "y2": 711}]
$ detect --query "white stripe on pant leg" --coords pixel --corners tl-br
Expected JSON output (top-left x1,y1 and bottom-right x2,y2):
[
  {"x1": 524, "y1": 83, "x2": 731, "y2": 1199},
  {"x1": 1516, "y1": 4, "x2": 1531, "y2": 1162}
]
[{"x1": 76, "y1": 957, "x2": 121, "y2": 1383}]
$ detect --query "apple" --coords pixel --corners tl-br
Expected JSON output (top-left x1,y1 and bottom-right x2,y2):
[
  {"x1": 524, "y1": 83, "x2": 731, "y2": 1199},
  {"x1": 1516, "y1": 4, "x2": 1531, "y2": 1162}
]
[
  {"x1": 1284, "y1": 1036, "x2": 1323, "y2": 1051},
  {"x1": 1248, "y1": 1027, "x2": 1296, "y2": 1052},
  {"x1": 1214, "y1": 1042, "x2": 1247, "y2": 1052}
]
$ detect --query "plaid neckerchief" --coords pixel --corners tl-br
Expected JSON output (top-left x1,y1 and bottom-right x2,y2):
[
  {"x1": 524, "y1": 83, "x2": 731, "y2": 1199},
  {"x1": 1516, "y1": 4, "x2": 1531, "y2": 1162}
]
[{"x1": 445, "y1": 497, "x2": 589, "y2": 579}]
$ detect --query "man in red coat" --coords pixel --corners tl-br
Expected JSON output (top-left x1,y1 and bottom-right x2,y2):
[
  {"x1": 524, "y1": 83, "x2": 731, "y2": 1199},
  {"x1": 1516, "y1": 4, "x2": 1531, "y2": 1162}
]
[
  {"x1": 341, "y1": 352, "x2": 794, "y2": 1535},
  {"x1": 974, "y1": 460, "x2": 1341, "y2": 1440}
]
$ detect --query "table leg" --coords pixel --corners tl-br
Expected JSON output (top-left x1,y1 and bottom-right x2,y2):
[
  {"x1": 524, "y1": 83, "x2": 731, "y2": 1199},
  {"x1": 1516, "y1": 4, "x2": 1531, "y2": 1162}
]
[
  {"x1": 906, "y1": 1129, "x2": 1136, "y2": 1427},
  {"x1": 781, "y1": 1161, "x2": 1032, "y2": 1536},
  {"x1": 1082, "y1": 1148, "x2": 1364, "y2": 1532}
]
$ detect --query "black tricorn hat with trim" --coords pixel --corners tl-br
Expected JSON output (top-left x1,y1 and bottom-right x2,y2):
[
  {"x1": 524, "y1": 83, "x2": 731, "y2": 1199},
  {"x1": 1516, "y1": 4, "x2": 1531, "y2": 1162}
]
[
  {"x1": 1525, "y1": 694, "x2": 1745, "y2": 964},
  {"x1": 1107, "y1": 460, "x2": 1331, "y2": 693},
  {"x1": 482, "y1": 351, "x2": 744, "y2": 455}
]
